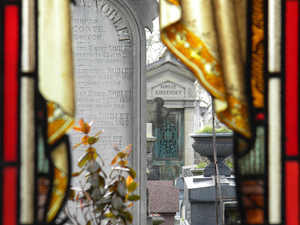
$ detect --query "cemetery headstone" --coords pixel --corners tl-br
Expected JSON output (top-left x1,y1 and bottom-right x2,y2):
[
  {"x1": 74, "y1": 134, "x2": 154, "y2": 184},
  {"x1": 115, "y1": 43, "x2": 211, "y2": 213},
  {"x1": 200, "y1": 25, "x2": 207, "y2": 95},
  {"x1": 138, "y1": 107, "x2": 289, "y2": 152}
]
[{"x1": 69, "y1": 0, "x2": 157, "y2": 223}]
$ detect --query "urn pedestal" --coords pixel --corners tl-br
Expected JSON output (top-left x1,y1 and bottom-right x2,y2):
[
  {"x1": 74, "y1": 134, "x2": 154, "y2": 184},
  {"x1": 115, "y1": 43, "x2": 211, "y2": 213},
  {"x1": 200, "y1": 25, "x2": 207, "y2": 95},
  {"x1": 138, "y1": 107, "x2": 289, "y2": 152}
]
[{"x1": 189, "y1": 133, "x2": 233, "y2": 177}]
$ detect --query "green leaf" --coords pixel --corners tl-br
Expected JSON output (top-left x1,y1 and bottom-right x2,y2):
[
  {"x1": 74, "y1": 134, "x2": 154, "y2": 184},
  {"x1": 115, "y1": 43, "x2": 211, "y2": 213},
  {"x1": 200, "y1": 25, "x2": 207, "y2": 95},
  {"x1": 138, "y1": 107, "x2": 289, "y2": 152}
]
[
  {"x1": 125, "y1": 211, "x2": 133, "y2": 223},
  {"x1": 96, "y1": 215, "x2": 107, "y2": 221},
  {"x1": 91, "y1": 188, "x2": 101, "y2": 200},
  {"x1": 111, "y1": 195, "x2": 124, "y2": 210},
  {"x1": 77, "y1": 152, "x2": 89, "y2": 168},
  {"x1": 109, "y1": 168, "x2": 117, "y2": 178},
  {"x1": 118, "y1": 160, "x2": 128, "y2": 167},
  {"x1": 68, "y1": 189, "x2": 75, "y2": 200},
  {"x1": 109, "y1": 218, "x2": 116, "y2": 224},
  {"x1": 118, "y1": 152, "x2": 128, "y2": 159},
  {"x1": 85, "y1": 147, "x2": 96, "y2": 153},
  {"x1": 125, "y1": 166, "x2": 136, "y2": 179},
  {"x1": 127, "y1": 182, "x2": 138, "y2": 193},
  {"x1": 117, "y1": 181, "x2": 127, "y2": 197},
  {"x1": 86, "y1": 160, "x2": 100, "y2": 173},
  {"x1": 87, "y1": 137, "x2": 99, "y2": 145},
  {"x1": 97, "y1": 153, "x2": 105, "y2": 166},
  {"x1": 89, "y1": 173, "x2": 99, "y2": 187},
  {"x1": 111, "y1": 208, "x2": 119, "y2": 216},
  {"x1": 99, "y1": 176, "x2": 105, "y2": 190},
  {"x1": 99, "y1": 194, "x2": 113, "y2": 204},
  {"x1": 127, "y1": 195, "x2": 140, "y2": 201},
  {"x1": 106, "y1": 212, "x2": 115, "y2": 218}
]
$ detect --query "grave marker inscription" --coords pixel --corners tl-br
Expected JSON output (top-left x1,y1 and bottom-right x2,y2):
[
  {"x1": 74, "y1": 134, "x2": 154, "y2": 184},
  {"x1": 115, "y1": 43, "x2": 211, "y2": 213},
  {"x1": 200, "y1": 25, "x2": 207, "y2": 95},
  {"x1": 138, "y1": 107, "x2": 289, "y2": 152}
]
[
  {"x1": 71, "y1": 0, "x2": 134, "y2": 168},
  {"x1": 70, "y1": 0, "x2": 147, "y2": 223}
]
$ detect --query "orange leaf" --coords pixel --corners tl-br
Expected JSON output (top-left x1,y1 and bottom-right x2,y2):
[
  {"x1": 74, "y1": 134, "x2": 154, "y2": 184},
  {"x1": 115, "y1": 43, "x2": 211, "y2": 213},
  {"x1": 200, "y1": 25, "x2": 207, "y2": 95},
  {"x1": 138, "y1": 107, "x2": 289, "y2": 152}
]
[
  {"x1": 113, "y1": 143, "x2": 120, "y2": 152},
  {"x1": 73, "y1": 126, "x2": 82, "y2": 132},
  {"x1": 81, "y1": 122, "x2": 91, "y2": 134},
  {"x1": 128, "y1": 203, "x2": 133, "y2": 208},
  {"x1": 122, "y1": 144, "x2": 133, "y2": 153},
  {"x1": 111, "y1": 155, "x2": 119, "y2": 165},
  {"x1": 126, "y1": 176, "x2": 133, "y2": 186},
  {"x1": 76, "y1": 193, "x2": 80, "y2": 202},
  {"x1": 73, "y1": 142, "x2": 84, "y2": 149},
  {"x1": 84, "y1": 191, "x2": 92, "y2": 202},
  {"x1": 127, "y1": 148, "x2": 132, "y2": 156},
  {"x1": 72, "y1": 172, "x2": 81, "y2": 177},
  {"x1": 79, "y1": 118, "x2": 84, "y2": 127},
  {"x1": 81, "y1": 136, "x2": 89, "y2": 145},
  {"x1": 94, "y1": 130, "x2": 104, "y2": 137}
]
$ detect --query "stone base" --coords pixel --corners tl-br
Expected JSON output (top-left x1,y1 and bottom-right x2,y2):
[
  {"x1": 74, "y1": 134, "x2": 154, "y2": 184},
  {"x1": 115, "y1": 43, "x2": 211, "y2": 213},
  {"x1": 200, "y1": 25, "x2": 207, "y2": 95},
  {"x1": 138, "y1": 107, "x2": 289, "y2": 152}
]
[
  {"x1": 203, "y1": 166, "x2": 231, "y2": 177},
  {"x1": 184, "y1": 175, "x2": 236, "y2": 225},
  {"x1": 147, "y1": 215, "x2": 153, "y2": 225}
]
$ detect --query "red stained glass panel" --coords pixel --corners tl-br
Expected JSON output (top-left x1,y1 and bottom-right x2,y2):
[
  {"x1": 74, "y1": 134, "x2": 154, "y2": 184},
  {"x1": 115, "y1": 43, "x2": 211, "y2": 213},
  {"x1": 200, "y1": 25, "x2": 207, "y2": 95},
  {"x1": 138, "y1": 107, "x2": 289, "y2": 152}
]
[
  {"x1": 3, "y1": 167, "x2": 17, "y2": 225},
  {"x1": 285, "y1": 0, "x2": 299, "y2": 156},
  {"x1": 3, "y1": 5, "x2": 19, "y2": 161},
  {"x1": 285, "y1": 161, "x2": 299, "y2": 225}
]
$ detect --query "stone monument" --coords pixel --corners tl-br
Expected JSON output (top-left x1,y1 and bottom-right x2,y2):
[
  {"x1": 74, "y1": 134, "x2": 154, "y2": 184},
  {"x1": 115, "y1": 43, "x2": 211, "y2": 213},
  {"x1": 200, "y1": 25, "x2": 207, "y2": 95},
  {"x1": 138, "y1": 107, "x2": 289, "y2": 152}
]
[
  {"x1": 147, "y1": 51, "x2": 196, "y2": 180},
  {"x1": 70, "y1": 0, "x2": 158, "y2": 224}
]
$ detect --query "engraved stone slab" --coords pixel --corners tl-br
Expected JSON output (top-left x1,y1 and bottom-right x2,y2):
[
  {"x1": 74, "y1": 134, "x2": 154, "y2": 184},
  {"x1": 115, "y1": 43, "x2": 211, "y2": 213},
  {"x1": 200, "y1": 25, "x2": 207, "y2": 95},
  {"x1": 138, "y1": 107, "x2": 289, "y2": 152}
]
[
  {"x1": 70, "y1": 0, "x2": 146, "y2": 224},
  {"x1": 71, "y1": 0, "x2": 134, "y2": 174}
]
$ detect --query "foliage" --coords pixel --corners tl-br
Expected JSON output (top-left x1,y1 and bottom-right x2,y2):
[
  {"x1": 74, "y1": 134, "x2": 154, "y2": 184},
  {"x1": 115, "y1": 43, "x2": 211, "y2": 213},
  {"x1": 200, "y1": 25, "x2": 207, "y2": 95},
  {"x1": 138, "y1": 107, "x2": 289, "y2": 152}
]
[
  {"x1": 195, "y1": 157, "x2": 234, "y2": 169},
  {"x1": 195, "y1": 161, "x2": 207, "y2": 169},
  {"x1": 145, "y1": 19, "x2": 166, "y2": 64},
  {"x1": 196, "y1": 126, "x2": 233, "y2": 134},
  {"x1": 225, "y1": 157, "x2": 234, "y2": 169},
  {"x1": 64, "y1": 119, "x2": 140, "y2": 225}
]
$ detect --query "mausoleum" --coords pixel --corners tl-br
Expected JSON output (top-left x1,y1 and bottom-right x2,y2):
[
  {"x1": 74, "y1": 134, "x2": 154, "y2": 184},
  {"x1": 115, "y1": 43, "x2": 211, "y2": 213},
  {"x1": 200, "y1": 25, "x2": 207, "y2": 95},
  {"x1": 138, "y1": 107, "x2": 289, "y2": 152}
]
[{"x1": 147, "y1": 51, "x2": 196, "y2": 180}]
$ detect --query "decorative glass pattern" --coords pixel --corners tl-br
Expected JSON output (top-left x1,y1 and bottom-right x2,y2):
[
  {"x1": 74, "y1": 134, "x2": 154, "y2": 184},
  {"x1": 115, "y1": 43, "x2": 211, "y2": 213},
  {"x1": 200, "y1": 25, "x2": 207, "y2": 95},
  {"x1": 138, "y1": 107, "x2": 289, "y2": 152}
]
[
  {"x1": 154, "y1": 110, "x2": 183, "y2": 160},
  {"x1": 238, "y1": 127, "x2": 265, "y2": 175}
]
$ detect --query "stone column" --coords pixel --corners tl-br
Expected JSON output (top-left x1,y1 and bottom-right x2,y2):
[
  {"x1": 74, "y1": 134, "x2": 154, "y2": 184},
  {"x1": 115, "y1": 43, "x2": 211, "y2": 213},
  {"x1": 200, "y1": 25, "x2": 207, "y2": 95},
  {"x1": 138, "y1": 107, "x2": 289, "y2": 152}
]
[{"x1": 184, "y1": 107, "x2": 195, "y2": 165}]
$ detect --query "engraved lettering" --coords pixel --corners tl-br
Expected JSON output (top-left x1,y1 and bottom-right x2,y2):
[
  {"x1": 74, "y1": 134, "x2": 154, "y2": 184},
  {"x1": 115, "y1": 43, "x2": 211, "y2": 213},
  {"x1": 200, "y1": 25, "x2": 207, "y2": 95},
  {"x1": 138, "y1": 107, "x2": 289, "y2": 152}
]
[{"x1": 155, "y1": 90, "x2": 182, "y2": 95}]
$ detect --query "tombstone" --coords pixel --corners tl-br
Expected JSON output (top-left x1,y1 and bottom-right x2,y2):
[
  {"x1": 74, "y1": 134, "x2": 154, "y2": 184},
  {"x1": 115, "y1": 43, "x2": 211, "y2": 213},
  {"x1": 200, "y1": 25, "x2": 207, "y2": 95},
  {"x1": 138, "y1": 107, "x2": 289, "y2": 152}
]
[
  {"x1": 70, "y1": 0, "x2": 158, "y2": 224},
  {"x1": 183, "y1": 175, "x2": 236, "y2": 225},
  {"x1": 147, "y1": 51, "x2": 196, "y2": 180}
]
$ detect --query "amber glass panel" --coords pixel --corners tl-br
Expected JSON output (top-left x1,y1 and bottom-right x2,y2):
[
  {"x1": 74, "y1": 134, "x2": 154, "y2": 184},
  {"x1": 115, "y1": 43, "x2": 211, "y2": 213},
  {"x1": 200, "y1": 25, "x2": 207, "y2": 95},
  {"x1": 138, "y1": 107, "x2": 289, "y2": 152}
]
[{"x1": 240, "y1": 180, "x2": 265, "y2": 224}]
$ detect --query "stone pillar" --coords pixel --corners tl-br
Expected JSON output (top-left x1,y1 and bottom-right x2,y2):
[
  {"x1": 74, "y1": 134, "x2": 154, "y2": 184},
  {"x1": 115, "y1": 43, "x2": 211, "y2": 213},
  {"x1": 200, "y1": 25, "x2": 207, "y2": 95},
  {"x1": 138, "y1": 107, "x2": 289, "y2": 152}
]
[
  {"x1": 184, "y1": 107, "x2": 195, "y2": 165},
  {"x1": 194, "y1": 100, "x2": 200, "y2": 132}
]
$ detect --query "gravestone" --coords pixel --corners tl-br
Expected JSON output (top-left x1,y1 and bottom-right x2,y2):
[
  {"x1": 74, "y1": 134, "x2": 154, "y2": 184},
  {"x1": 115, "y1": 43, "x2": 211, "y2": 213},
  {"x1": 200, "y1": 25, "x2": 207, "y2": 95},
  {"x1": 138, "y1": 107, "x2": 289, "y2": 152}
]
[{"x1": 69, "y1": 0, "x2": 157, "y2": 224}]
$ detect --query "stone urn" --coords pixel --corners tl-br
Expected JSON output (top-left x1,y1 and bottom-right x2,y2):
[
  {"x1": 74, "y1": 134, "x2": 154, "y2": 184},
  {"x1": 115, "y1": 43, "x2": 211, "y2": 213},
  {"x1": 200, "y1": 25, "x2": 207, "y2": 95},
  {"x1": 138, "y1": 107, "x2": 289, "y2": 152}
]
[{"x1": 189, "y1": 133, "x2": 233, "y2": 177}]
